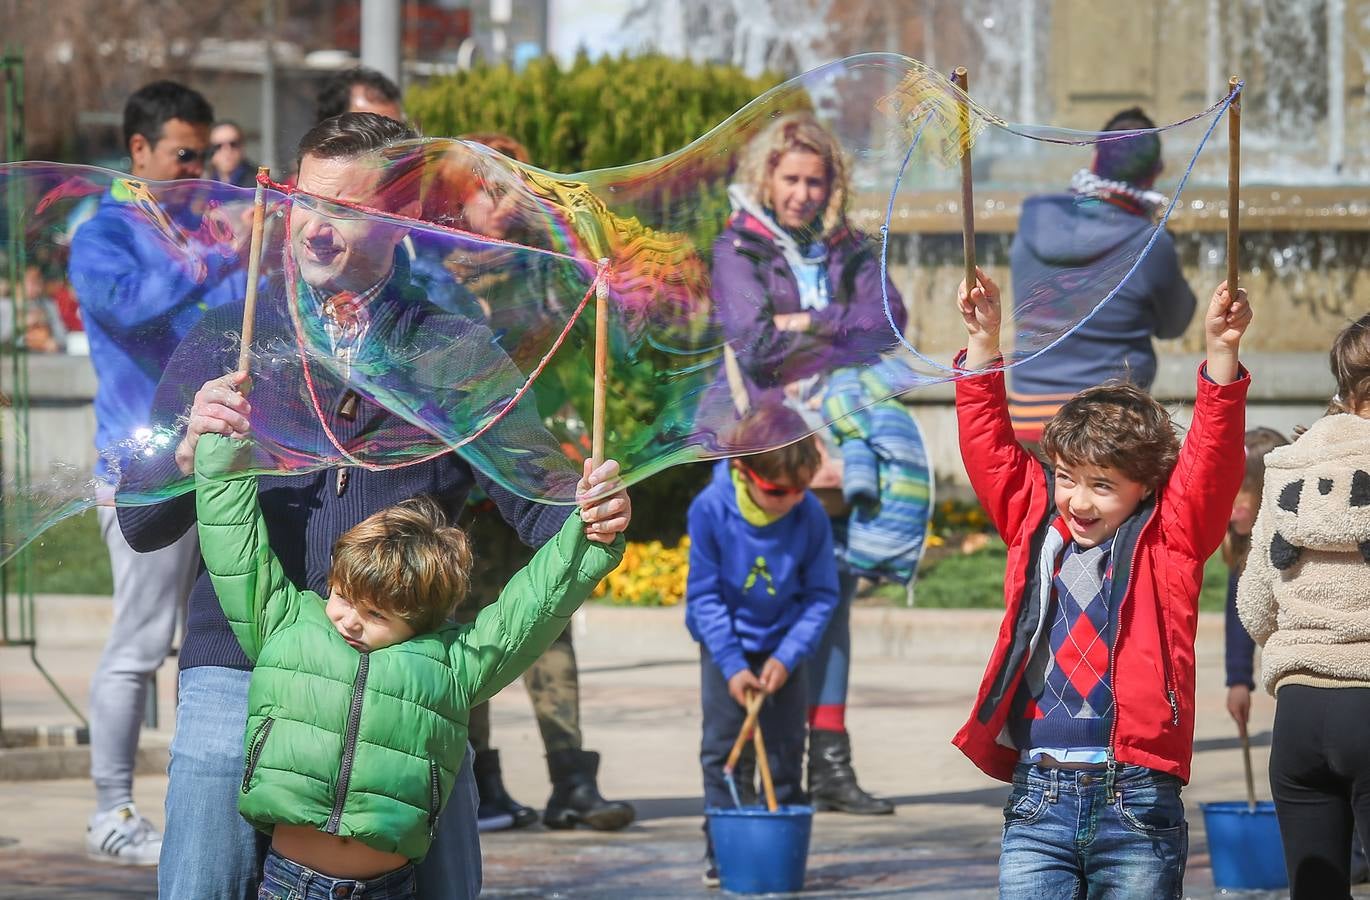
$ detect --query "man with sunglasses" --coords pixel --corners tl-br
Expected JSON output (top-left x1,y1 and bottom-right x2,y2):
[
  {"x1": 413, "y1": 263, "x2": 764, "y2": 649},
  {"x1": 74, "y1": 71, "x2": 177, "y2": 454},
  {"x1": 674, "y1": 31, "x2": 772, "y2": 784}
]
[{"x1": 68, "y1": 79, "x2": 244, "y2": 867}]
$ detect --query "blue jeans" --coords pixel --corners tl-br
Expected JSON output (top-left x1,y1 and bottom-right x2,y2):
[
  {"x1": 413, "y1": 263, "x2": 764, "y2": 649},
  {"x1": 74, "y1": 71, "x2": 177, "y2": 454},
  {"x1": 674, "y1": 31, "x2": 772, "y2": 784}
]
[
  {"x1": 159, "y1": 666, "x2": 482, "y2": 900},
  {"x1": 700, "y1": 649, "x2": 807, "y2": 811},
  {"x1": 806, "y1": 566, "x2": 854, "y2": 711},
  {"x1": 999, "y1": 763, "x2": 1188, "y2": 900},
  {"x1": 258, "y1": 849, "x2": 415, "y2": 899}
]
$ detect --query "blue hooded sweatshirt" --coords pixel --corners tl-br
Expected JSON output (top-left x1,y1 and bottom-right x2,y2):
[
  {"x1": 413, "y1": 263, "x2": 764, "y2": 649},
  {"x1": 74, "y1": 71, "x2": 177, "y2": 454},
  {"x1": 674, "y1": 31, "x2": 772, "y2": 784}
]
[
  {"x1": 1008, "y1": 193, "x2": 1196, "y2": 399},
  {"x1": 69, "y1": 187, "x2": 246, "y2": 480},
  {"x1": 685, "y1": 460, "x2": 839, "y2": 680}
]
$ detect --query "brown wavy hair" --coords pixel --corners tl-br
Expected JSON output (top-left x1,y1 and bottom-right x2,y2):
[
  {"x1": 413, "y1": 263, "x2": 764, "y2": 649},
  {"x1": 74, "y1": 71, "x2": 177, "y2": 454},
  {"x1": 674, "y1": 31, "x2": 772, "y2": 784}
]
[
  {"x1": 330, "y1": 496, "x2": 473, "y2": 634},
  {"x1": 1041, "y1": 383, "x2": 1180, "y2": 490},
  {"x1": 728, "y1": 405, "x2": 821, "y2": 484},
  {"x1": 1328, "y1": 313, "x2": 1370, "y2": 416},
  {"x1": 734, "y1": 112, "x2": 849, "y2": 236}
]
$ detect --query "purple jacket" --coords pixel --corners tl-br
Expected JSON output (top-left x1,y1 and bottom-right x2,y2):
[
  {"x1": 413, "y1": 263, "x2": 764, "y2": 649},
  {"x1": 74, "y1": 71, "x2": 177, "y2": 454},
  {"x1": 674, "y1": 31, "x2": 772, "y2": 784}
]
[{"x1": 710, "y1": 211, "x2": 906, "y2": 390}]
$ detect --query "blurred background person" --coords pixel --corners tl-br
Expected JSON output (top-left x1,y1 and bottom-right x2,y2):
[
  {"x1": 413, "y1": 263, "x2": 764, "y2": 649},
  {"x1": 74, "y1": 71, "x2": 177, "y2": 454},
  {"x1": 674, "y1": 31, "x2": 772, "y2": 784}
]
[
  {"x1": 1007, "y1": 106, "x2": 1197, "y2": 446},
  {"x1": 208, "y1": 120, "x2": 258, "y2": 188}
]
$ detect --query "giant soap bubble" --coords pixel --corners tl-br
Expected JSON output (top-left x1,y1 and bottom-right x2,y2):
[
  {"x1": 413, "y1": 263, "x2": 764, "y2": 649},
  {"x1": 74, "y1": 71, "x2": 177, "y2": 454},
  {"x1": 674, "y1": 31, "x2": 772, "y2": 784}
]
[{"x1": 0, "y1": 53, "x2": 1236, "y2": 563}]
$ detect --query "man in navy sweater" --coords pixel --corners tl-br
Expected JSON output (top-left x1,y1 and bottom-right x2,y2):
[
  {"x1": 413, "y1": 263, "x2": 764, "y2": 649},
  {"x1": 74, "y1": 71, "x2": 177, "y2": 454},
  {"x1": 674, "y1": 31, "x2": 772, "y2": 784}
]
[
  {"x1": 119, "y1": 113, "x2": 574, "y2": 900},
  {"x1": 1008, "y1": 107, "x2": 1197, "y2": 445},
  {"x1": 69, "y1": 80, "x2": 245, "y2": 866}
]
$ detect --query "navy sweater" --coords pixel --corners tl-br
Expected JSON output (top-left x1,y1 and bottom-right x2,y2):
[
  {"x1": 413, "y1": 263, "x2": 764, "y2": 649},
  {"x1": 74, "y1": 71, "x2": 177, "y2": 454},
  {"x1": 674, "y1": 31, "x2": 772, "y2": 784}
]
[
  {"x1": 685, "y1": 461, "x2": 839, "y2": 679},
  {"x1": 118, "y1": 263, "x2": 572, "y2": 671},
  {"x1": 1225, "y1": 569, "x2": 1256, "y2": 689}
]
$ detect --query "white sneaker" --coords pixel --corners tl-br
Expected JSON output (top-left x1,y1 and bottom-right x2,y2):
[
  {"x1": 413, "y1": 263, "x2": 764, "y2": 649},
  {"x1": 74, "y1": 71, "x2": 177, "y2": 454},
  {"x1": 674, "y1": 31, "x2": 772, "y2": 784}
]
[{"x1": 86, "y1": 803, "x2": 162, "y2": 866}]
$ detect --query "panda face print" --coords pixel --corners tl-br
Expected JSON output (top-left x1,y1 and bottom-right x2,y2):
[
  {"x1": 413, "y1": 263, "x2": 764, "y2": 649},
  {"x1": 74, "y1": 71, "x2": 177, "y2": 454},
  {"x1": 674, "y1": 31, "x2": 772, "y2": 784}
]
[{"x1": 1268, "y1": 469, "x2": 1370, "y2": 571}]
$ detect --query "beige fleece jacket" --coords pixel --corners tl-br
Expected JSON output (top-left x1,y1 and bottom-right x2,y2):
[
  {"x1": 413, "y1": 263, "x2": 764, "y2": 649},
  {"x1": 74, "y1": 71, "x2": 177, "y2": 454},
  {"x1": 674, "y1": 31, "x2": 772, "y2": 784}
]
[{"x1": 1237, "y1": 413, "x2": 1370, "y2": 695}]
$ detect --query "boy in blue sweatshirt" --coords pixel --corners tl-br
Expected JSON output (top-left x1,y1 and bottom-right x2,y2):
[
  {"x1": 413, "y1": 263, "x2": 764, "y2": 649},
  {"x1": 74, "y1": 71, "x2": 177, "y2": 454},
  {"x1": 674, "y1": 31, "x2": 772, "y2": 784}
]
[{"x1": 686, "y1": 406, "x2": 839, "y2": 886}]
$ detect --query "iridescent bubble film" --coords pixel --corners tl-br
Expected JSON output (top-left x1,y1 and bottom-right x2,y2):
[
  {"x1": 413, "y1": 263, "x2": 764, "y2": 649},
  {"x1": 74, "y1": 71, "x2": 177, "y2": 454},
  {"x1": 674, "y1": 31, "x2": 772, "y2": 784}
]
[{"x1": 0, "y1": 53, "x2": 1235, "y2": 563}]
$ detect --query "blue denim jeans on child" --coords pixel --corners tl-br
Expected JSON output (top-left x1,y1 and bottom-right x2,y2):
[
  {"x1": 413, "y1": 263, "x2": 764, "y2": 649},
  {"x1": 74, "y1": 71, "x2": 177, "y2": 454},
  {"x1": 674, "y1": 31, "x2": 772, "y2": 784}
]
[
  {"x1": 998, "y1": 762, "x2": 1188, "y2": 900},
  {"x1": 258, "y1": 848, "x2": 416, "y2": 900}
]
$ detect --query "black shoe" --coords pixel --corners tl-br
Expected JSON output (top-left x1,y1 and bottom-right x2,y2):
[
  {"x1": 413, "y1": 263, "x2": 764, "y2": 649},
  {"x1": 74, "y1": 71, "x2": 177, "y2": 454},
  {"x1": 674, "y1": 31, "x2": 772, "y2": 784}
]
[
  {"x1": 702, "y1": 825, "x2": 720, "y2": 887},
  {"x1": 473, "y1": 749, "x2": 538, "y2": 831},
  {"x1": 543, "y1": 749, "x2": 636, "y2": 831},
  {"x1": 806, "y1": 729, "x2": 895, "y2": 815},
  {"x1": 1352, "y1": 844, "x2": 1370, "y2": 885}
]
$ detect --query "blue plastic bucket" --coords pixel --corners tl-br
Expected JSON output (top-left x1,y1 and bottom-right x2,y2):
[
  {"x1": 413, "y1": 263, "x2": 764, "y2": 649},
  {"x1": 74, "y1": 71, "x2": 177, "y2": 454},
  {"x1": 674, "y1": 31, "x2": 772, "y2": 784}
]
[
  {"x1": 1200, "y1": 801, "x2": 1288, "y2": 891},
  {"x1": 706, "y1": 804, "x2": 813, "y2": 894}
]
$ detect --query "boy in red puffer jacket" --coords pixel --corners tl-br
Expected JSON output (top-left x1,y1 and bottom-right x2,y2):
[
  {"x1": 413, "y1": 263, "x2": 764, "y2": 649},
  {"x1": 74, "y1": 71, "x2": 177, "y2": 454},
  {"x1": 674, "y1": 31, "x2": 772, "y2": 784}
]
[{"x1": 953, "y1": 268, "x2": 1251, "y2": 898}]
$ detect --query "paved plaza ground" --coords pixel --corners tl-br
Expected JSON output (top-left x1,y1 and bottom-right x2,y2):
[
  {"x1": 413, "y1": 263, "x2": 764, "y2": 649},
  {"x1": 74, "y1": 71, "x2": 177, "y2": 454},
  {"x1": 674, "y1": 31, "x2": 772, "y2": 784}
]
[{"x1": 0, "y1": 599, "x2": 1357, "y2": 898}]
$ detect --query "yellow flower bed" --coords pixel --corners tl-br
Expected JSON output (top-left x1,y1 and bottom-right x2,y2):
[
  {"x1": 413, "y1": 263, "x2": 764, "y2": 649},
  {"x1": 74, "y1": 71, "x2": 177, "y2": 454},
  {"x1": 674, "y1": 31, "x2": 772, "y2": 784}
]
[{"x1": 594, "y1": 536, "x2": 691, "y2": 606}]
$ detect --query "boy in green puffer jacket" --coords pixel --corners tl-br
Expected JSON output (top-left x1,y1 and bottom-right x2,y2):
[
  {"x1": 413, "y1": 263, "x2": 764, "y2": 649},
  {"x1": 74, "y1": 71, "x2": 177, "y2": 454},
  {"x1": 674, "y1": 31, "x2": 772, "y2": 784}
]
[{"x1": 193, "y1": 433, "x2": 628, "y2": 898}]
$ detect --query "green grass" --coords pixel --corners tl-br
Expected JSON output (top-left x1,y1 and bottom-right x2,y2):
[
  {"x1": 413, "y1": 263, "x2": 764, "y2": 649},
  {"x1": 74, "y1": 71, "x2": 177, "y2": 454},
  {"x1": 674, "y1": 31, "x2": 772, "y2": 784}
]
[
  {"x1": 900, "y1": 537, "x2": 1231, "y2": 611},
  {"x1": 8, "y1": 506, "x2": 1237, "y2": 613},
  {"x1": 8, "y1": 510, "x2": 113, "y2": 595}
]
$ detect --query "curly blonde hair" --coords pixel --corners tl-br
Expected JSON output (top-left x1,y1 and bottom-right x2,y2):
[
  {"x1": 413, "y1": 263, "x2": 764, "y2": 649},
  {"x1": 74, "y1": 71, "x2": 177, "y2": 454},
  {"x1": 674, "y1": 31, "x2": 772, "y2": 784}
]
[{"x1": 734, "y1": 112, "x2": 849, "y2": 235}]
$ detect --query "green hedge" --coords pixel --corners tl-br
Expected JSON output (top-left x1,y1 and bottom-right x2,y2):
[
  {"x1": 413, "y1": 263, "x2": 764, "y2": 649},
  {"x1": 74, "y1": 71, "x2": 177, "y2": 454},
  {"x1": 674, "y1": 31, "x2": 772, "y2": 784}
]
[
  {"x1": 408, "y1": 53, "x2": 783, "y2": 545},
  {"x1": 407, "y1": 52, "x2": 784, "y2": 173}
]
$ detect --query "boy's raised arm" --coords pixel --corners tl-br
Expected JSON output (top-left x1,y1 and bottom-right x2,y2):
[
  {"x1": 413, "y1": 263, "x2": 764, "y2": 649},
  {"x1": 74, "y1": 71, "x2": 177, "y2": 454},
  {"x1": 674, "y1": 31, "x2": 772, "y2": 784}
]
[
  {"x1": 194, "y1": 432, "x2": 304, "y2": 662},
  {"x1": 958, "y1": 266, "x2": 1003, "y2": 371},
  {"x1": 456, "y1": 461, "x2": 626, "y2": 706},
  {"x1": 953, "y1": 269, "x2": 1051, "y2": 549},
  {"x1": 1164, "y1": 281, "x2": 1252, "y2": 560}
]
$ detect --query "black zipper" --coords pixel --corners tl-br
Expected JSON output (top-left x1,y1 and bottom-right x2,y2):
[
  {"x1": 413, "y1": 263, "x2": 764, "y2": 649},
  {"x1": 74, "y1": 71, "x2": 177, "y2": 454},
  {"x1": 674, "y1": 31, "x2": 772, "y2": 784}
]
[
  {"x1": 1106, "y1": 501, "x2": 1173, "y2": 777},
  {"x1": 427, "y1": 759, "x2": 441, "y2": 839},
  {"x1": 324, "y1": 653, "x2": 370, "y2": 833},
  {"x1": 241, "y1": 716, "x2": 275, "y2": 792},
  {"x1": 1153, "y1": 579, "x2": 1180, "y2": 726},
  {"x1": 978, "y1": 462, "x2": 1057, "y2": 726}
]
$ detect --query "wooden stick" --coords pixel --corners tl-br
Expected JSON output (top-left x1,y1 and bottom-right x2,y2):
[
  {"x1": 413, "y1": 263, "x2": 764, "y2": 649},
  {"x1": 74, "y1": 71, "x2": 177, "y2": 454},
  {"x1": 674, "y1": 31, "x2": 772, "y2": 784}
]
[
  {"x1": 1239, "y1": 721, "x2": 1257, "y2": 812},
  {"x1": 591, "y1": 257, "x2": 610, "y2": 467},
  {"x1": 236, "y1": 166, "x2": 271, "y2": 376},
  {"x1": 723, "y1": 690, "x2": 765, "y2": 775},
  {"x1": 752, "y1": 716, "x2": 779, "y2": 812},
  {"x1": 1227, "y1": 76, "x2": 1242, "y2": 302},
  {"x1": 952, "y1": 67, "x2": 977, "y2": 295}
]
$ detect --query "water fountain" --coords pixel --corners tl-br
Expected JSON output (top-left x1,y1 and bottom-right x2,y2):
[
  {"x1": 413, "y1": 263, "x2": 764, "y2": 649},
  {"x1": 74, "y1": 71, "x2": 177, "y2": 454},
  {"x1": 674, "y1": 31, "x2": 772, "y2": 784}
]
[{"x1": 599, "y1": 0, "x2": 1367, "y2": 478}]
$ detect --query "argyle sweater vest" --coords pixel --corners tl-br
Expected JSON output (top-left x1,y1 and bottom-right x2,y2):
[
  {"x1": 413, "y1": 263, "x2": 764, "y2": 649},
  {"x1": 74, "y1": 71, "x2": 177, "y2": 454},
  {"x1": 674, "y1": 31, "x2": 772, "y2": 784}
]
[{"x1": 1008, "y1": 538, "x2": 1116, "y2": 752}]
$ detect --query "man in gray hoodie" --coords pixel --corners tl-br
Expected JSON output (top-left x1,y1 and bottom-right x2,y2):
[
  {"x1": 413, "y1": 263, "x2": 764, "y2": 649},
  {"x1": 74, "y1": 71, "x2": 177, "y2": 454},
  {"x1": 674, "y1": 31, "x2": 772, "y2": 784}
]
[{"x1": 1007, "y1": 107, "x2": 1197, "y2": 444}]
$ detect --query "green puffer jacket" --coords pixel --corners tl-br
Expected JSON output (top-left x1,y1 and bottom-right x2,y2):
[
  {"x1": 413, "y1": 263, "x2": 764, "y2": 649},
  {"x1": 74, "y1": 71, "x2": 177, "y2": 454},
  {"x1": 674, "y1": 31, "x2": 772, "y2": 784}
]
[{"x1": 194, "y1": 435, "x2": 623, "y2": 860}]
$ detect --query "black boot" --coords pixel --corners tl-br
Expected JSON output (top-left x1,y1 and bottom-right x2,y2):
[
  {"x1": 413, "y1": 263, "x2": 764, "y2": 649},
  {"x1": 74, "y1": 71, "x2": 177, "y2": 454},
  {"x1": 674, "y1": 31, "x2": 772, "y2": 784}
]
[
  {"x1": 543, "y1": 749, "x2": 636, "y2": 831},
  {"x1": 806, "y1": 729, "x2": 894, "y2": 815},
  {"x1": 473, "y1": 749, "x2": 538, "y2": 830}
]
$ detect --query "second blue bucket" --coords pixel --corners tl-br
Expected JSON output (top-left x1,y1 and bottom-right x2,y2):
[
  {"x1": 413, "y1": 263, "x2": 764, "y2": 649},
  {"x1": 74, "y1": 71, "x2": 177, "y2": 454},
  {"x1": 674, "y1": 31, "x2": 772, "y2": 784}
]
[
  {"x1": 707, "y1": 804, "x2": 813, "y2": 894},
  {"x1": 1200, "y1": 801, "x2": 1287, "y2": 891}
]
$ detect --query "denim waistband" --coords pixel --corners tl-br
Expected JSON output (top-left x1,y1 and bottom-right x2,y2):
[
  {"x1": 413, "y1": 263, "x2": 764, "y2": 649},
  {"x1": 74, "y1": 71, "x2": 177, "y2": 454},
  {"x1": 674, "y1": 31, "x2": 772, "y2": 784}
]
[
  {"x1": 263, "y1": 847, "x2": 415, "y2": 899},
  {"x1": 1012, "y1": 761, "x2": 1176, "y2": 791}
]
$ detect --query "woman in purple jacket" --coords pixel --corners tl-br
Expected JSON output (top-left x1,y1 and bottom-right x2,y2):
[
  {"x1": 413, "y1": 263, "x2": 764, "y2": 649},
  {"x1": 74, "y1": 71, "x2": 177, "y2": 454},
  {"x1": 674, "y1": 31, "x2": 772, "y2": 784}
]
[{"x1": 708, "y1": 112, "x2": 902, "y2": 815}]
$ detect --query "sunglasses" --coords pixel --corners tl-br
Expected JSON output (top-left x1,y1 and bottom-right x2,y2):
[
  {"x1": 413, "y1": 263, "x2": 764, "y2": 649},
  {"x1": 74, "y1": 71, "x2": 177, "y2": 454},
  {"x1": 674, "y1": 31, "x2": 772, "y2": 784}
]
[
  {"x1": 212, "y1": 140, "x2": 242, "y2": 152},
  {"x1": 738, "y1": 463, "x2": 805, "y2": 498},
  {"x1": 171, "y1": 147, "x2": 207, "y2": 165}
]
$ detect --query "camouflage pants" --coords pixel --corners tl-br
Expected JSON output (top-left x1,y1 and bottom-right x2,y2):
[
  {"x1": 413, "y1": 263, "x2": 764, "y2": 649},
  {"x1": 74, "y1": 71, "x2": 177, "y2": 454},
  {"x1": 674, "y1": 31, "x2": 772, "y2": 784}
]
[{"x1": 467, "y1": 622, "x2": 582, "y2": 755}]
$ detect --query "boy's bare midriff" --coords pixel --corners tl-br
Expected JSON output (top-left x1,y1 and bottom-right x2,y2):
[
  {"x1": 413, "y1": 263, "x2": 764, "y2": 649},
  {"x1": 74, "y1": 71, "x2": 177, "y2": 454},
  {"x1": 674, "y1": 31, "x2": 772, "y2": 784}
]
[{"x1": 272, "y1": 824, "x2": 410, "y2": 879}]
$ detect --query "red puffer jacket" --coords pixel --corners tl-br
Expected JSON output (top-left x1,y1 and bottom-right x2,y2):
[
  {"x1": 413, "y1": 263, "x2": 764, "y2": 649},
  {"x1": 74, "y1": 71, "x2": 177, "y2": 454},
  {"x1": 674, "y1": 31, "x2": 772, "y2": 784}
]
[{"x1": 951, "y1": 359, "x2": 1249, "y2": 784}]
